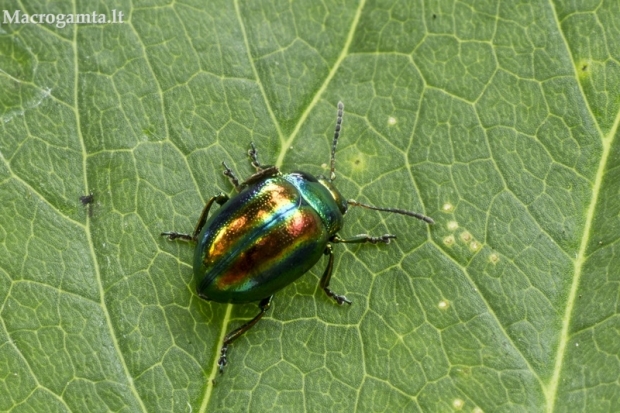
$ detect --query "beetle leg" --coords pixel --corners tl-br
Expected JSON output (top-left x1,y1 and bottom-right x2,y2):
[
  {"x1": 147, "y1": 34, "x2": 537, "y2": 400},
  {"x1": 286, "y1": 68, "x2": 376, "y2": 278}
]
[
  {"x1": 191, "y1": 193, "x2": 229, "y2": 239},
  {"x1": 218, "y1": 296, "x2": 273, "y2": 373},
  {"x1": 222, "y1": 161, "x2": 241, "y2": 191},
  {"x1": 161, "y1": 193, "x2": 229, "y2": 242},
  {"x1": 248, "y1": 142, "x2": 279, "y2": 173},
  {"x1": 320, "y1": 244, "x2": 352, "y2": 305},
  {"x1": 248, "y1": 142, "x2": 263, "y2": 171},
  {"x1": 331, "y1": 234, "x2": 397, "y2": 245},
  {"x1": 238, "y1": 165, "x2": 280, "y2": 189}
]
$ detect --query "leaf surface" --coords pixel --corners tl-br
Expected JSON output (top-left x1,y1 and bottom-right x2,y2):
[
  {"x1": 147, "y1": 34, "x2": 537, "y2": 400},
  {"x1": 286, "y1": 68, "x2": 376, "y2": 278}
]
[{"x1": 1, "y1": 0, "x2": 619, "y2": 412}]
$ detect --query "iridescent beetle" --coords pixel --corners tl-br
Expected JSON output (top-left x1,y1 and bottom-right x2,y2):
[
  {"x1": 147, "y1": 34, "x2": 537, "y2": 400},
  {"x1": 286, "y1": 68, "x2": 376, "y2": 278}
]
[{"x1": 162, "y1": 102, "x2": 434, "y2": 372}]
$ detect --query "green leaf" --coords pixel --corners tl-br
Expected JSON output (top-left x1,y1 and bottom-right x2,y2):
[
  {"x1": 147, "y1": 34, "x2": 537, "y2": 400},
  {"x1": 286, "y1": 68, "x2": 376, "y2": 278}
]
[{"x1": 1, "y1": 0, "x2": 619, "y2": 411}]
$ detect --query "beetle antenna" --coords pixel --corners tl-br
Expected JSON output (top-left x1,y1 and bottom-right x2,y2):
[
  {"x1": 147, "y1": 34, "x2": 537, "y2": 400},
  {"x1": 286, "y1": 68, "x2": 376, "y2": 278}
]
[
  {"x1": 329, "y1": 101, "x2": 344, "y2": 181},
  {"x1": 347, "y1": 199, "x2": 435, "y2": 224}
]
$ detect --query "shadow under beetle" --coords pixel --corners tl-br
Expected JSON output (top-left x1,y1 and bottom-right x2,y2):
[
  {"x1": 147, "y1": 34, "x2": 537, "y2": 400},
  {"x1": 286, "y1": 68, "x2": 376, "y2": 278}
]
[{"x1": 162, "y1": 102, "x2": 434, "y2": 373}]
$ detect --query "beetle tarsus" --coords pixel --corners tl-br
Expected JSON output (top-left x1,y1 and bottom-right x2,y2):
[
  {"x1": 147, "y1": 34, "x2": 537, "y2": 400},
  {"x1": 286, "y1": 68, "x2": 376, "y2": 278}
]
[
  {"x1": 320, "y1": 245, "x2": 352, "y2": 305},
  {"x1": 222, "y1": 161, "x2": 241, "y2": 191},
  {"x1": 369, "y1": 234, "x2": 397, "y2": 244},
  {"x1": 248, "y1": 142, "x2": 263, "y2": 171},
  {"x1": 218, "y1": 345, "x2": 228, "y2": 374},
  {"x1": 217, "y1": 296, "x2": 273, "y2": 373},
  {"x1": 331, "y1": 234, "x2": 397, "y2": 245},
  {"x1": 332, "y1": 293, "x2": 352, "y2": 305}
]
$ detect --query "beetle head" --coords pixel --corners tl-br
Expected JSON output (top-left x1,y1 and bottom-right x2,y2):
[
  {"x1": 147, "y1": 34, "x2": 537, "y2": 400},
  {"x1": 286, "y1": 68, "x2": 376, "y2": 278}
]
[{"x1": 318, "y1": 176, "x2": 348, "y2": 215}]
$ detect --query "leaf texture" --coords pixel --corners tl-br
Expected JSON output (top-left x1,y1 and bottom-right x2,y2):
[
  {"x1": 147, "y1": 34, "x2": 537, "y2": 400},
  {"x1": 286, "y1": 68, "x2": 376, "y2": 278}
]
[{"x1": 0, "y1": 0, "x2": 619, "y2": 412}]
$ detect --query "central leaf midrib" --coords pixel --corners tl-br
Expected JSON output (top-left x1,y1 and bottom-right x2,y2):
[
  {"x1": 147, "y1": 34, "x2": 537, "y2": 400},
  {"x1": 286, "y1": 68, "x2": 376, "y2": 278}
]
[
  {"x1": 544, "y1": 1, "x2": 619, "y2": 410},
  {"x1": 546, "y1": 111, "x2": 619, "y2": 412}
]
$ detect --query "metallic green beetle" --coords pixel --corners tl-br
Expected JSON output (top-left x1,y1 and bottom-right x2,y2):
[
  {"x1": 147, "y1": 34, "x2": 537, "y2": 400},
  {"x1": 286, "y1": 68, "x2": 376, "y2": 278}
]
[{"x1": 162, "y1": 102, "x2": 434, "y2": 372}]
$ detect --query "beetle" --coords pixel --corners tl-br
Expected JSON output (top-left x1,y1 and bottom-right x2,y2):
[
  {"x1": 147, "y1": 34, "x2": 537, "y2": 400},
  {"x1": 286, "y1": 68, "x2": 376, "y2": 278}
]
[{"x1": 162, "y1": 102, "x2": 434, "y2": 373}]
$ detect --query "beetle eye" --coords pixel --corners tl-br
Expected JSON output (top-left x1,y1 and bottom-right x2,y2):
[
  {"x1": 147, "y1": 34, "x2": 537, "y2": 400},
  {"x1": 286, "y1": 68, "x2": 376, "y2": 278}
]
[{"x1": 290, "y1": 171, "x2": 318, "y2": 182}]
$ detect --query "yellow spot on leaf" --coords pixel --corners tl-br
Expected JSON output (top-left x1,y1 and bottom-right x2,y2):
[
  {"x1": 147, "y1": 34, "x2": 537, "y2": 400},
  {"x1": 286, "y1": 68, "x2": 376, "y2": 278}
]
[
  {"x1": 470, "y1": 240, "x2": 481, "y2": 251},
  {"x1": 460, "y1": 231, "x2": 472, "y2": 242},
  {"x1": 443, "y1": 235, "x2": 455, "y2": 246}
]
